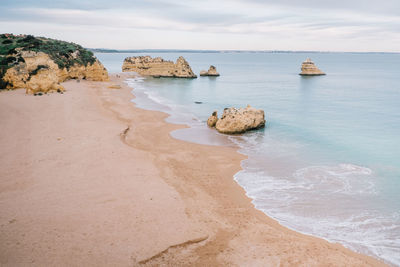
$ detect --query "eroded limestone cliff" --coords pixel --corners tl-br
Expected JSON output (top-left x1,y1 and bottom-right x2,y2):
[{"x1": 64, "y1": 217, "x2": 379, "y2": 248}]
[
  {"x1": 122, "y1": 55, "x2": 197, "y2": 78},
  {"x1": 0, "y1": 34, "x2": 109, "y2": 94}
]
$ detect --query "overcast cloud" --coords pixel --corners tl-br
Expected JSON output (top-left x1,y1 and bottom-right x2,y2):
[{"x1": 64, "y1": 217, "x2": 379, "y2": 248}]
[{"x1": 1, "y1": 0, "x2": 399, "y2": 51}]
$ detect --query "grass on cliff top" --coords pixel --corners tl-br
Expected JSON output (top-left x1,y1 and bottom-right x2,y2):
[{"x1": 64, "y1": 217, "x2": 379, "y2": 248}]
[
  {"x1": 0, "y1": 34, "x2": 96, "y2": 69},
  {"x1": 0, "y1": 34, "x2": 97, "y2": 89}
]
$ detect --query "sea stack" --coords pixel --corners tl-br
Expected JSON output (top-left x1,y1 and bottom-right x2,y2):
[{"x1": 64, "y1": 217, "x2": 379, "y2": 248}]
[
  {"x1": 299, "y1": 58, "x2": 325, "y2": 76},
  {"x1": 200, "y1": 65, "x2": 220, "y2": 77},
  {"x1": 207, "y1": 105, "x2": 266, "y2": 134},
  {"x1": 122, "y1": 55, "x2": 197, "y2": 78}
]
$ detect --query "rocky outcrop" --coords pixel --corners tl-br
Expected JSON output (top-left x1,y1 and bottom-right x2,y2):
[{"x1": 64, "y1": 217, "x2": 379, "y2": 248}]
[
  {"x1": 25, "y1": 66, "x2": 64, "y2": 94},
  {"x1": 60, "y1": 60, "x2": 109, "y2": 82},
  {"x1": 0, "y1": 34, "x2": 109, "y2": 93},
  {"x1": 299, "y1": 58, "x2": 325, "y2": 76},
  {"x1": 122, "y1": 56, "x2": 196, "y2": 78},
  {"x1": 108, "y1": 84, "x2": 121, "y2": 89},
  {"x1": 207, "y1": 111, "x2": 218, "y2": 127},
  {"x1": 207, "y1": 105, "x2": 266, "y2": 134},
  {"x1": 3, "y1": 51, "x2": 108, "y2": 94},
  {"x1": 200, "y1": 65, "x2": 220, "y2": 77}
]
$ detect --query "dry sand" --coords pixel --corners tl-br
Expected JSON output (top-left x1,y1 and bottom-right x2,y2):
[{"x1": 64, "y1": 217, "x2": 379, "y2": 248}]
[{"x1": 0, "y1": 73, "x2": 386, "y2": 266}]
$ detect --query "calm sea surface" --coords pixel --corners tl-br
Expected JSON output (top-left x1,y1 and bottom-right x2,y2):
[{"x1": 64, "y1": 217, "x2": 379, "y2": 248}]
[{"x1": 96, "y1": 52, "x2": 400, "y2": 265}]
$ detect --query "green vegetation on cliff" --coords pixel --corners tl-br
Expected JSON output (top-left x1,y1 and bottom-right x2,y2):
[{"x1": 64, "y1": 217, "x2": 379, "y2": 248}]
[{"x1": 0, "y1": 34, "x2": 97, "y2": 89}]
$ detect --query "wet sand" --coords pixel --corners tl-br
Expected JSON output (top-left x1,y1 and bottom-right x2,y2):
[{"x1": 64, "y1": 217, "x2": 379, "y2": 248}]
[{"x1": 0, "y1": 73, "x2": 386, "y2": 266}]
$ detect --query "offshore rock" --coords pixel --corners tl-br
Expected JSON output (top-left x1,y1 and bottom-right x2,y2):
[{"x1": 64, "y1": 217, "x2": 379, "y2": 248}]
[
  {"x1": 200, "y1": 65, "x2": 220, "y2": 77},
  {"x1": 299, "y1": 58, "x2": 325, "y2": 76},
  {"x1": 207, "y1": 111, "x2": 218, "y2": 127},
  {"x1": 122, "y1": 56, "x2": 197, "y2": 78},
  {"x1": 211, "y1": 105, "x2": 265, "y2": 134}
]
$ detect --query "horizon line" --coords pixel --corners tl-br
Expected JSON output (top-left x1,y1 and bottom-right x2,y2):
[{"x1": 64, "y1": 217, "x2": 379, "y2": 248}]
[{"x1": 89, "y1": 48, "x2": 400, "y2": 54}]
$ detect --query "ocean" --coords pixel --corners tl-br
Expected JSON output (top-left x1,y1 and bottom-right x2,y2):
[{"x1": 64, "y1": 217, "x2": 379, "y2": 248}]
[{"x1": 96, "y1": 51, "x2": 400, "y2": 266}]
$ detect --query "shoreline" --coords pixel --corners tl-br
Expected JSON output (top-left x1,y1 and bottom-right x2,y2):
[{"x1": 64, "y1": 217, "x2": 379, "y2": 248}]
[
  {"x1": 0, "y1": 73, "x2": 386, "y2": 266},
  {"x1": 125, "y1": 73, "x2": 394, "y2": 265},
  {"x1": 126, "y1": 73, "x2": 393, "y2": 265}
]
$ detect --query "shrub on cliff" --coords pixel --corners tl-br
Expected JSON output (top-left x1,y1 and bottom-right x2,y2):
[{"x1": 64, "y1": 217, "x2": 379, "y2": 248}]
[{"x1": 28, "y1": 65, "x2": 49, "y2": 79}]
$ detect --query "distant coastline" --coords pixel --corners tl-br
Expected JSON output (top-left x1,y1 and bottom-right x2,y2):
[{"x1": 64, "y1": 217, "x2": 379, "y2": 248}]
[{"x1": 89, "y1": 48, "x2": 400, "y2": 54}]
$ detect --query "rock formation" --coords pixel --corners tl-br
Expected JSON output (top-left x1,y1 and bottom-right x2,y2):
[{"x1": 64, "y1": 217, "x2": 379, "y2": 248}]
[
  {"x1": 207, "y1": 105, "x2": 266, "y2": 134},
  {"x1": 25, "y1": 64, "x2": 64, "y2": 94},
  {"x1": 2, "y1": 51, "x2": 108, "y2": 94},
  {"x1": 200, "y1": 65, "x2": 220, "y2": 77},
  {"x1": 299, "y1": 58, "x2": 325, "y2": 76},
  {"x1": 207, "y1": 111, "x2": 218, "y2": 127},
  {"x1": 122, "y1": 56, "x2": 197, "y2": 78},
  {"x1": 0, "y1": 34, "x2": 109, "y2": 94},
  {"x1": 108, "y1": 84, "x2": 121, "y2": 89}
]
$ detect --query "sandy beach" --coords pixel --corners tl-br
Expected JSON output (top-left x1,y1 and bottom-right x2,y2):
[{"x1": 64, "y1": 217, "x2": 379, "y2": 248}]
[{"x1": 0, "y1": 73, "x2": 386, "y2": 266}]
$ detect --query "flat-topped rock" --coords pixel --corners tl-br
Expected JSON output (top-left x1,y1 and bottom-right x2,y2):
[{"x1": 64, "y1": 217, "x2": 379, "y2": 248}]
[
  {"x1": 299, "y1": 58, "x2": 325, "y2": 76},
  {"x1": 122, "y1": 55, "x2": 197, "y2": 78},
  {"x1": 200, "y1": 65, "x2": 220, "y2": 76},
  {"x1": 207, "y1": 105, "x2": 266, "y2": 134}
]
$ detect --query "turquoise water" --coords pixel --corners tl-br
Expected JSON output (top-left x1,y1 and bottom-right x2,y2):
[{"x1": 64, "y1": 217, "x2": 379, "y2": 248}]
[{"x1": 96, "y1": 52, "x2": 400, "y2": 265}]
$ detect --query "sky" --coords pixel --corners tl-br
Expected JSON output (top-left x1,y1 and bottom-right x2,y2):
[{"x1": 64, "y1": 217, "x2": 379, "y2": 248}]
[{"x1": 1, "y1": 0, "x2": 399, "y2": 52}]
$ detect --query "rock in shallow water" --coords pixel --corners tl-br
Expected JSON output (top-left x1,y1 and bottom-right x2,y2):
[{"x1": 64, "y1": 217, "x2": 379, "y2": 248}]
[
  {"x1": 207, "y1": 111, "x2": 218, "y2": 127},
  {"x1": 208, "y1": 105, "x2": 266, "y2": 134}
]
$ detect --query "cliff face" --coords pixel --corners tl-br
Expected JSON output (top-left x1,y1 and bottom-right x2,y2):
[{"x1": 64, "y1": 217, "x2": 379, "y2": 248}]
[
  {"x1": 122, "y1": 55, "x2": 197, "y2": 78},
  {"x1": 299, "y1": 58, "x2": 325, "y2": 76},
  {"x1": 0, "y1": 34, "x2": 109, "y2": 93}
]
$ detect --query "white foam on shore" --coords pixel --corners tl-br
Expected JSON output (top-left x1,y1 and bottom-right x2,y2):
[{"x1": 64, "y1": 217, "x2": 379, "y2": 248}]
[
  {"x1": 228, "y1": 131, "x2": 399, "y2": 265},
  {"x1": 292, "y1": 164, "x2": 376, "y2": 195},
  {"x1": 126, "y1": 77, "x2": 228, "y2": 146},
  {"x1": 234, "y1": 162, "x2": 400, "y2": 266},
  {"x1": 127, "y1": 78, "x2": 191, "y2": 121}
]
